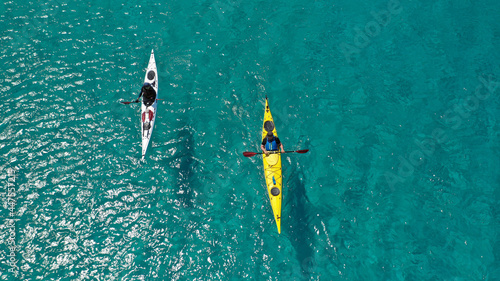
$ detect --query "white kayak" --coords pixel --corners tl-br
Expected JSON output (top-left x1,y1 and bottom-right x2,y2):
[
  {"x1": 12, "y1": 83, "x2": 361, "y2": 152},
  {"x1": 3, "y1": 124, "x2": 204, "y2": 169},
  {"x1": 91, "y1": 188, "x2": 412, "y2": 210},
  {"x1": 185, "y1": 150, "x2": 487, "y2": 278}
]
[{"x1": 141, "y1": 49, "x2": 158, "y2": 160}]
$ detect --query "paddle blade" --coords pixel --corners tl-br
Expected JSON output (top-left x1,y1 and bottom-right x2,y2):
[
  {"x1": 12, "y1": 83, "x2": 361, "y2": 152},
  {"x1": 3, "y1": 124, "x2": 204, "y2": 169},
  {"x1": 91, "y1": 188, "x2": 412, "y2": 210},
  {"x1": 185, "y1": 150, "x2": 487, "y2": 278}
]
[
  {"x1": 121, "y1": 100, "x2": 139, "y2": 105},
  {"x1": 243, "y1": 152, "x2": 258, "y2": 157},
  {"x1": 295, "y1": 149, "x2": 309, "y2": 154}
]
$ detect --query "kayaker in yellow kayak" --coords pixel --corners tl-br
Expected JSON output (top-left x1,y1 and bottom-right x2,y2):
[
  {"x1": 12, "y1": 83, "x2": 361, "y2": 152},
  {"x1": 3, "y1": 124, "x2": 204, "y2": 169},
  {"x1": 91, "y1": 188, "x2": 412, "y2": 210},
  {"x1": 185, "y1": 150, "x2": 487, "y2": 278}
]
[{"x1": 261, "y1": 131, "x2": 284, "y2": 156}]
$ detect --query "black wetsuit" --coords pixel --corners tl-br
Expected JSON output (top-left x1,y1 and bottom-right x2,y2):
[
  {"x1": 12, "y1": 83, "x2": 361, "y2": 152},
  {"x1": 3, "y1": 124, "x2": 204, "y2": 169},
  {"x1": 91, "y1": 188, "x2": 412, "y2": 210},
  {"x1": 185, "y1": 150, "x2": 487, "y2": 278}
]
[{"x1": 138, "y1": 85, "x2": 156, "y2": 106}]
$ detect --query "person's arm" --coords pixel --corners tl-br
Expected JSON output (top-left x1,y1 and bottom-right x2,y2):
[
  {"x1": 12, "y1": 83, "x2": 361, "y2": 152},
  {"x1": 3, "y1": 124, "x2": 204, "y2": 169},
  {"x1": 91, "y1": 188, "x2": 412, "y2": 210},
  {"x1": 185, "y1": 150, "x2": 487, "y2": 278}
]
[
  {"x1": 277, "y1": 138, "x2": 284, "y2": 152},
  {"x1": 135, "y1": 88, "x2": 143, "y2": 102},
  {"x1": 261, "y1": 144, "x2": 266, "y2": 153},
  {"x1": 261, "y1": 138, "x2": 267, "y2": 153}
]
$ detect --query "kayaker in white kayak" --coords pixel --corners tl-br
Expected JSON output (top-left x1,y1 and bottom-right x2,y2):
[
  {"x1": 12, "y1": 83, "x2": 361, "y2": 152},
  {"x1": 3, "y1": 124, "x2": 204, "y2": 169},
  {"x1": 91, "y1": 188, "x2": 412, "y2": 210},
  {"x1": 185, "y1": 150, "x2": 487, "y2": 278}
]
[
  {"x1": 261, "y1": 131, "x2": 284, "y2": 156},
  {"x1": 135, "y1": 82, "x2": 156, "y2": 106}
]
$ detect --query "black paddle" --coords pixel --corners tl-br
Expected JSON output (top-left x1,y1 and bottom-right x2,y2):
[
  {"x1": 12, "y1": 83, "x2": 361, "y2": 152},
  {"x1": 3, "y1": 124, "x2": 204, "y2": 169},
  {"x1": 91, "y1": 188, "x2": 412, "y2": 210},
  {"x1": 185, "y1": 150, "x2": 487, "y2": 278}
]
[
  {"x1": 243, "y1": 149, "x2": 309, "y2": 157},
  {"x1": 120, "y1": 99, "x2": 163, "y2": 105}
]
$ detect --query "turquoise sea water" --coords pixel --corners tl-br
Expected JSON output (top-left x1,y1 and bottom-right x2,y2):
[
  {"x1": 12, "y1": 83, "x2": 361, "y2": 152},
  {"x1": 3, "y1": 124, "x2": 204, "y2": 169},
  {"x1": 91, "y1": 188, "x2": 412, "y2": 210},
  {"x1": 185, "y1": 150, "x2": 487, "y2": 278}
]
[{"x1": 1, "y1": 0, "x2": 499, "y2": 280}]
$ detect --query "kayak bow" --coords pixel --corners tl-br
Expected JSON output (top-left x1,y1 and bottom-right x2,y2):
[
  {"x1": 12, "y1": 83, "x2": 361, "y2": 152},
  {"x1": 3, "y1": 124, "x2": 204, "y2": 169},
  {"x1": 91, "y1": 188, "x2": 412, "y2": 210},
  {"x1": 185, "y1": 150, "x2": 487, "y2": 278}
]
[
  {"x1": 141, "y1": 49, "x2": 158, "y2": 160},
  {"x1": 262, "y1": 97, "x2": 282, "y2": 234}
]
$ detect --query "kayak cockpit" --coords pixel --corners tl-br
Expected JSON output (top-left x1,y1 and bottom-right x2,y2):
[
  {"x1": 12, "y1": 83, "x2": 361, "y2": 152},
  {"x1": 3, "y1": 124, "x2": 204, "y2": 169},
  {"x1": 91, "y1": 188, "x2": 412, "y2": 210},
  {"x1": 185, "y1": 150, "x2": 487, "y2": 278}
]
[{"x1": 270, "y1": 187, "x2": 280, "y2": 196}]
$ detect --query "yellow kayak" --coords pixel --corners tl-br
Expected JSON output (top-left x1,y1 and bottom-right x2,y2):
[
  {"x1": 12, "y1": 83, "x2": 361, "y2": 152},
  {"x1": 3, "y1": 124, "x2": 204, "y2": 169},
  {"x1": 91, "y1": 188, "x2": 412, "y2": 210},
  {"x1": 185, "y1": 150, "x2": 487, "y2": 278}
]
[{"x1": 262, "y1": 97, "x2": 282, "y2": 234}]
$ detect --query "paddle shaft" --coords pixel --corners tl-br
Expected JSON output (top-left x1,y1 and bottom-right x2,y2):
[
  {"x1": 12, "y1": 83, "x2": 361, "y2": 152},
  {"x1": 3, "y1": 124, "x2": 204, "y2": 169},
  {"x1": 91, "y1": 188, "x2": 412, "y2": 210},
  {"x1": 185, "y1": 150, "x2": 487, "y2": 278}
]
[
  {"x1": 264, "y1": 150, "x2": 300, "y2": 154},
  {"x1": 243, "y1": 149, "x2": 309, "y2": 157},
  {"x1": 120, "y1": 98, "x2": 163, "y2": 105}
]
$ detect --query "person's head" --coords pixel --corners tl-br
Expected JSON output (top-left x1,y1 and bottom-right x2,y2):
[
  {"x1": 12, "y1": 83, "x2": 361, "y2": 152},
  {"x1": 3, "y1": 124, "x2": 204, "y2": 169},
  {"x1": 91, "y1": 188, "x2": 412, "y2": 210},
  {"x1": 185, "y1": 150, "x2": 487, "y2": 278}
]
[
  {"x1": 267, "y1": 131, "x2": 274, "y2": 140},
  {"x1": 144, "y1": 82, "x2": 151, "y2": 90}
]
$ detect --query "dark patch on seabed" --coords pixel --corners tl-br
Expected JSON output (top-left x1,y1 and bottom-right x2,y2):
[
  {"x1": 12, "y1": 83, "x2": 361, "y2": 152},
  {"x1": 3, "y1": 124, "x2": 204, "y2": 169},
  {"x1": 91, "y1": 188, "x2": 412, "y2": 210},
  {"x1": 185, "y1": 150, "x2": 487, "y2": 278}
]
[
  {"x1": 172, "y1": 121, "x2": 197, "y2": 210},
  {"x1": 286, "y1": 166, "x2": 315, "y2": 278}
]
